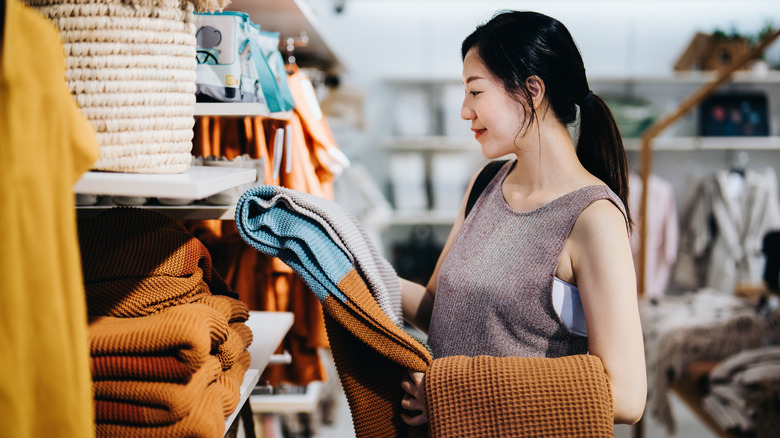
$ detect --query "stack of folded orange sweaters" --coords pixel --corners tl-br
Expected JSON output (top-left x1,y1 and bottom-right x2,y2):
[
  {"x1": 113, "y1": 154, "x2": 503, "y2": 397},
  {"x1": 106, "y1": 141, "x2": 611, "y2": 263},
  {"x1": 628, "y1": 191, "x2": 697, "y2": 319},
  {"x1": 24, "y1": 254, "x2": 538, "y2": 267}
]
[{"x1": 78, "y1": 208, "x2": 253, "y2": 437}]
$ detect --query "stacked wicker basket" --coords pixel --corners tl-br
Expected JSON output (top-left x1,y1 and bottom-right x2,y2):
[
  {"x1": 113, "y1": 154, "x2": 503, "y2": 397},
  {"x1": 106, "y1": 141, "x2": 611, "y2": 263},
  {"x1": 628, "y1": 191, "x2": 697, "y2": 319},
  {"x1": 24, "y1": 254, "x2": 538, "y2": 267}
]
[{"x1": 24, "y1": 0, "x2": 219, "y2": 173}]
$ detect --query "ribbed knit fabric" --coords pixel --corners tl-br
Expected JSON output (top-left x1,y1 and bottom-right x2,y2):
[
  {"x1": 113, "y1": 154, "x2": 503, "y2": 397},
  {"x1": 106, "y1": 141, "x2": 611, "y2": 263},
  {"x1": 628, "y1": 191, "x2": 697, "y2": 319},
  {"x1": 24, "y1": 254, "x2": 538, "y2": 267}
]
[
  {"x1": 88, "y1": 303, "x2": 228, "y2": 369},
  {"x1": 236, "y1": 185, "x2": 402, "y2": 323},
  {"x1": 429, "y1": 160, "x2": 627, "y2": 359},
  {"x1": 94, "y1": 355, "x2": 221, "y2": 425},
  {"x1": 78, "y1": 207, "x2": 235, "y2": 317},
  {"x1": 214, "y1": 322, "x2": 253, "y2": 371},
  {"x1": 91, "y1": 355, "x2": 194, "y2": 382},
  {"x1": 235, "y1": 188, "x2": 432, "y2": 437},
  {"x1": 95, "y1": 382, "x2": 228, "y2": 438},
  {"x1": 198, "y1": 294, "x2": 250, "y2": 323},
  {"x1": 426, "y1": 354, "x2": 614, "y2": 437}
]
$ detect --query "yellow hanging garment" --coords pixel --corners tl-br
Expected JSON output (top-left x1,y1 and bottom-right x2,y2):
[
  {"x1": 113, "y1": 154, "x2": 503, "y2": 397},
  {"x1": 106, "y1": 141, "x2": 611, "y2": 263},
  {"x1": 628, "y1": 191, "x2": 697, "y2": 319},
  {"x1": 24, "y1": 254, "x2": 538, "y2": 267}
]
[{"x1": 0, "y1": 0, "x2": 99, "y2": 436}]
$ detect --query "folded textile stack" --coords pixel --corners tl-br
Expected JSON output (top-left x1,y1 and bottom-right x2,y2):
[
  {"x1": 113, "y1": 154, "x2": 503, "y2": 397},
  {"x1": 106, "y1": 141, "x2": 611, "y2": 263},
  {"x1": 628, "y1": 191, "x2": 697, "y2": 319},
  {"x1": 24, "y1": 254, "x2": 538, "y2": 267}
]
[
  {"x1": 78, "y1": 207, "x2": 236, "y2": 317},
  {"x1": 235, "y1": 185, "x2": 616, "y2": 438},
  {"x1": 79, "y1": 208, "x2": 253, "y2": 437},
  {"x1": 702, "y1": 346, "x2": 780, "y2": 436},
  {"x1": 639, "y1": 290, "x2": 762, "y2": 433}
]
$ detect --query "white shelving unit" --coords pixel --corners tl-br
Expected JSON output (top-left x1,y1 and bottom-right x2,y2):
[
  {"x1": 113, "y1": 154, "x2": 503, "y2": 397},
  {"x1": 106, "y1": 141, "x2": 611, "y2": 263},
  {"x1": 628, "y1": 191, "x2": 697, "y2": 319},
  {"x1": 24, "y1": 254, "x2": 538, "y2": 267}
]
[
  {"x1": 74, "y1": 166, "x2": 256, "y2": 199},
  {"x1": 377, "y1": 71, "x2": 780, "y2": 230},
  {"x1": 194, "y1": 102, "x2": 293, "y2": 119},
  {"x1": 225, "y1": 368, "x2": 261, "y2": 433}
]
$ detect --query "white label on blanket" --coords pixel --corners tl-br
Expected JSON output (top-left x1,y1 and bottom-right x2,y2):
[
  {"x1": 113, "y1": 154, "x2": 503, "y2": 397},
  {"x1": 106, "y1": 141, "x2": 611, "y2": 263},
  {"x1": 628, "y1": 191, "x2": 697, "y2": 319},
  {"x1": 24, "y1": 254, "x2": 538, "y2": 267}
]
[
  {"x1": 285, "y1": 125, "x2": 293, "y2": 174},
  {"x1": 301, "y1": 77, "x2": 323, "y2": 121},
  {"x1": 273, "y1": 128, "x2": 284, "y2": 180}
]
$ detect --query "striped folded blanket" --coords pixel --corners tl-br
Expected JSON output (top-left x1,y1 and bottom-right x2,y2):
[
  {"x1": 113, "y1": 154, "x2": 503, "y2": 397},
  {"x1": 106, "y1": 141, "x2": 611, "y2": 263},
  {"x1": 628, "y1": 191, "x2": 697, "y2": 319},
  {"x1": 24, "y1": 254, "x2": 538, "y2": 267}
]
[
  {"x1": 235, "y1": 185, "x2": 401, "y2": 323},
  {"x1": 236, "y1": 185, "x2": 431, "y2": 438}
]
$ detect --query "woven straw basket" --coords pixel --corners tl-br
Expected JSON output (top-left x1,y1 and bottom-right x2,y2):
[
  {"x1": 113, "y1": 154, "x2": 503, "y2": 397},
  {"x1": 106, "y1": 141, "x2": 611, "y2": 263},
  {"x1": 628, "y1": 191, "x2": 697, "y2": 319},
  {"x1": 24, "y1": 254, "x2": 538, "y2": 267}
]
[{"x1": 25, "y1": 0, "x2": 201, "y2": 173}]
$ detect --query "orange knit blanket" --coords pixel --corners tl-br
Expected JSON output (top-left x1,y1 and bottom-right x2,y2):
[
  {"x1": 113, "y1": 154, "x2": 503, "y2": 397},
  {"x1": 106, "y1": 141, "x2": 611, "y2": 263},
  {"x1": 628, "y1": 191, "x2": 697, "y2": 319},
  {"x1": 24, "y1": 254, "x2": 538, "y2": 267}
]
[
  {"x1": 78, "y1": 208, "x2": 234, "y2": 317},
  {"x1": 88, "y1": 303, "x2": 228, "y2": 371},
  {"x1": 426, "y1": 355, "x2": 614, "y2": 437},
  {"x1": 321, "y1": 270, "x2": 432, "y2": 438},
  {"x1": 95, "y1": 382, "x2": 229, "y2": 438}
]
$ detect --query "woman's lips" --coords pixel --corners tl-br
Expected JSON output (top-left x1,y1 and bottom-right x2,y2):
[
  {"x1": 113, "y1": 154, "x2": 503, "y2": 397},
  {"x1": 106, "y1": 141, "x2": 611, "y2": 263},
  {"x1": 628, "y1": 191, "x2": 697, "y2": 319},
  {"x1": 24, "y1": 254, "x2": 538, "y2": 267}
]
[{"x1": 473, "y1": 129, "x2": 486, "y2": 139}]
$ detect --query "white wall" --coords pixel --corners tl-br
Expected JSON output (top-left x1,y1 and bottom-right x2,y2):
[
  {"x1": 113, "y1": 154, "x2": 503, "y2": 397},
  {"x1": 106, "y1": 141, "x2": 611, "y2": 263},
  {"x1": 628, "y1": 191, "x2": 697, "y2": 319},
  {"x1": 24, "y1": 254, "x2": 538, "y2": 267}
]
[{"x1": 308, "y1": 0, "x2": 780, "y2": 82}]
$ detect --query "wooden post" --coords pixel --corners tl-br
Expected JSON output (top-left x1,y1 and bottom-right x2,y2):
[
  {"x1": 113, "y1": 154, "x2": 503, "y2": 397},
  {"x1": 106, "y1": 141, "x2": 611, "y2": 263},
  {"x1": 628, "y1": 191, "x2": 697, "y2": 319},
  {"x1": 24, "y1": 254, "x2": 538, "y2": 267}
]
[{"x1": 636, "y1": 28, "x2": 780, "y2": 297}]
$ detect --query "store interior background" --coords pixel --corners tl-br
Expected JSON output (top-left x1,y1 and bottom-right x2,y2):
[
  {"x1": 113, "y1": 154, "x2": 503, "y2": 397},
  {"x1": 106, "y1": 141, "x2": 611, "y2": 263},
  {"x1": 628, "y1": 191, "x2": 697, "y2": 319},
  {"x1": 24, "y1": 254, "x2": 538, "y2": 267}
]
[
  {"x1": 281, "y1": 1, "x2": 780, "y2": 437},
  {"x1": 303, "y1": 0, "x2": 780, "y2": 263}
]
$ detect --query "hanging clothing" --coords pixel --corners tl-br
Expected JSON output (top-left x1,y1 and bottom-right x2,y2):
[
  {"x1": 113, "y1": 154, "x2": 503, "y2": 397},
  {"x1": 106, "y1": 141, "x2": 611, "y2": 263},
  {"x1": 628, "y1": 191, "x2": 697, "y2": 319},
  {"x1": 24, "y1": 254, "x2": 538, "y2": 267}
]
[
  {"x1": 629, "y1": 172, "x2": 679, "y2": 298},
  {"x1": 676, "y1": 168, "x2": 780, "y2": 293},
  {"x1": 0, "y1": 0, "x2": 99, "y2": 436}
]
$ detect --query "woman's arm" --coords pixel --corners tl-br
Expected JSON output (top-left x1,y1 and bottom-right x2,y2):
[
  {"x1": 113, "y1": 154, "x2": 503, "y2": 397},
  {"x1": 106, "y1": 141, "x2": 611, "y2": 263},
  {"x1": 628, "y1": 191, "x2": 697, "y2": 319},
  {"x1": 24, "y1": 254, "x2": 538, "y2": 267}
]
[
  {"x1": 400, "y1": 170, "x2": 481, "y2": 334},
  {"x1": 568, "y1": 199, "x2": 647, "y2": 424}
]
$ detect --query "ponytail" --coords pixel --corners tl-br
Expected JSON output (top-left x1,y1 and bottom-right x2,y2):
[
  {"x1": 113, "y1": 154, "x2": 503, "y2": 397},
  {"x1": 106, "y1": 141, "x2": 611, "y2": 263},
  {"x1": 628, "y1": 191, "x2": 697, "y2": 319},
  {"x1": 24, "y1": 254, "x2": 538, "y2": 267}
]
[{"x1": 576, "y1": 93, "x2": 633, "y2": 230}]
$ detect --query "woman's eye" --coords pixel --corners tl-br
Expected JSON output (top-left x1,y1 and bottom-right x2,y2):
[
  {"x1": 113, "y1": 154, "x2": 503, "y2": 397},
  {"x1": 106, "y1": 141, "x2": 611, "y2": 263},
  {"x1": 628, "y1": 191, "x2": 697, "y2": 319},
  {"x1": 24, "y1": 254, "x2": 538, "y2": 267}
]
[{"x1": 469, "y1": 91, "x2": 481, "y2": 97}]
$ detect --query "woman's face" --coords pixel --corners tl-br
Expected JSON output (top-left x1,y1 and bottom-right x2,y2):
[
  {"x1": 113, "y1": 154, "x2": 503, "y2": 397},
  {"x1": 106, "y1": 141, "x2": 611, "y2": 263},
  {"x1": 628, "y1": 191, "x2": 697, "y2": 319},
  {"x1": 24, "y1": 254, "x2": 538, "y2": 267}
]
[{"x1": 461, "y1": 48, "x2": 528, "y2": 159}]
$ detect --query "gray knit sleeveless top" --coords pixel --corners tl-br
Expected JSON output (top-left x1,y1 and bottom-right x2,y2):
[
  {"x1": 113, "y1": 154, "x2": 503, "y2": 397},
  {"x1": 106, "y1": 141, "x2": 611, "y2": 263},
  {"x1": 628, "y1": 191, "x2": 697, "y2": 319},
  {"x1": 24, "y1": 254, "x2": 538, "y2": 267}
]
[{"x1": 428, "y1": 160, "x2": 627, "y2": 359}]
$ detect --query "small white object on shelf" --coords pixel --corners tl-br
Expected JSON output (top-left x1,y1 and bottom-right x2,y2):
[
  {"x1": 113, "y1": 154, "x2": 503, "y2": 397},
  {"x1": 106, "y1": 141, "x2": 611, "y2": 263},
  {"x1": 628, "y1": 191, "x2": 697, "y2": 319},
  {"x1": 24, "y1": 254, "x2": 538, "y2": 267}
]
[{"x1": 73, "y1": 166, "x2": 256, "y2": 199}]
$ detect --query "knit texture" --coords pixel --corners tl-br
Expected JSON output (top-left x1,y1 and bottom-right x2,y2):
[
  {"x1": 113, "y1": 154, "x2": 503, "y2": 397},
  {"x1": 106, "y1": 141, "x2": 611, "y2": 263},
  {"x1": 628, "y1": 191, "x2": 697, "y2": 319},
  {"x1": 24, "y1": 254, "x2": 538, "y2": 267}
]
[
  {"x1": 235, "y1": 187, "x2": 431, "y2": 437},
  {"x1": 236, "y1": 185, "x2": 402, "y2": 323},
  {"x1": 429, "y1": 160, "x2": 627, "y2": 359},
  {"x1": 426, "y1": 354, "x2": 614, "y2": 437},
  {"x1": 95, "y1": 382, "x2": 229, "y2": 438},
  {"x1": 88, "y1": 302, "x2": 228, "y2": 369},
  {"x1": 91, "y1": 355, "x2": 195, "y2": 382},
  {"x1": 94, "y1": 355, "x2": 222, "y2": 425},
  {"x1": 78, "y1": 207, "x2": 235, "y2": 317}
]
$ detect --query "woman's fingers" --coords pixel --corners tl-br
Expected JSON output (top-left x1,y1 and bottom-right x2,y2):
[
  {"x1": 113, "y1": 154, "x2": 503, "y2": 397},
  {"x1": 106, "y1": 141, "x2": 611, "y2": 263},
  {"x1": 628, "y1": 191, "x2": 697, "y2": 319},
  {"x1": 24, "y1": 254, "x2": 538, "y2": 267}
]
[
  {"x1": 401, "y1": 392, "x2": 423, "y2": 411},
  {"x1": 401, "y1": 411, "x2": 428, "y2": 427}
]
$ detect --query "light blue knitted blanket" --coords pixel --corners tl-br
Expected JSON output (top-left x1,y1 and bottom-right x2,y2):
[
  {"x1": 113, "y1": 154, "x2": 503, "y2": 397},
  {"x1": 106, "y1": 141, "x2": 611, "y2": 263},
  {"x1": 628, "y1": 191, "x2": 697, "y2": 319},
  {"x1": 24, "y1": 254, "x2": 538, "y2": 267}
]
[{"x1": 234, "y1": 185, "x2": 402, "y2": 324}]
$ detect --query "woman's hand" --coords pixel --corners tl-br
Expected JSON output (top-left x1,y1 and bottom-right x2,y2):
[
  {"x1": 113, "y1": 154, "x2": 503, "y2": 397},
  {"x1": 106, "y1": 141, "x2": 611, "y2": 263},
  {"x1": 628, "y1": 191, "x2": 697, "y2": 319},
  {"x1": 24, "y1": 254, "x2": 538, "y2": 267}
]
[{"x1": 400, "y1": 370, "x2": 428, "y2": 426}]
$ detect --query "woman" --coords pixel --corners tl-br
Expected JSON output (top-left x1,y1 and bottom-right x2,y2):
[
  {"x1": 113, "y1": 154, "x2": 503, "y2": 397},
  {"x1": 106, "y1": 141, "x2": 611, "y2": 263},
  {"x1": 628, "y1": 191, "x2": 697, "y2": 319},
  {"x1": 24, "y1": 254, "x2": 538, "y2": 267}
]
[{"x1": 399, "y1": 10, "x2": 646, "y2": 426}]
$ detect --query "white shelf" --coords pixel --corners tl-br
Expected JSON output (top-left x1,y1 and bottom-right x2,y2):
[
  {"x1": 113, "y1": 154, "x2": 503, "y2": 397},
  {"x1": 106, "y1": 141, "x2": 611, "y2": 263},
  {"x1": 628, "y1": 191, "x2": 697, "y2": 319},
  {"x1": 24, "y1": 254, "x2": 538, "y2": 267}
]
[
  {"x1": 226, "y1": 0, "x2": 344, "y2": 72},
  {"x1": 76, "y1": 204, "x2": 238, "y2": 220},
  {"x1": 382, "y1": 71, "x2": 780, "y2": 85},
  {"x1": 245, "y1": 311, "x2": 294, "y2": 374},
  {"x1": 224, "y1": 368, "x2": 261, "y2": 433},
  {"x1": 390, "y1": 210, "x2": 457, "y2": 225},
  {"x1": 73, "y1": 166, "x2": 256, "y2": 199},
  {"x1": 194, "y1": 103, "x2": 293, "y2": 119},
  {"x1": 623, "y1": 136, "x2": 780, "y2": 151},
  {"x1": 381, "y1": 136, "x2": 477, "y2": 151},
  {"x1": 591, "y1": 71, "x2": 780, "y2": 84},
  {"x1": 250, "y1": 381, "x2": 322, "y2": 415}
]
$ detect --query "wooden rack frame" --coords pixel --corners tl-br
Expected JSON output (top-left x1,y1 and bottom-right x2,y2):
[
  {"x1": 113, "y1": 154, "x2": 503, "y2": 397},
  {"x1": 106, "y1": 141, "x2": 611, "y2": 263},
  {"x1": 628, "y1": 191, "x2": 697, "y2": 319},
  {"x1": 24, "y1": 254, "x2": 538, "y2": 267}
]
[{"x1": 636, "y1": 28, "x2": 780, "y2": 297}]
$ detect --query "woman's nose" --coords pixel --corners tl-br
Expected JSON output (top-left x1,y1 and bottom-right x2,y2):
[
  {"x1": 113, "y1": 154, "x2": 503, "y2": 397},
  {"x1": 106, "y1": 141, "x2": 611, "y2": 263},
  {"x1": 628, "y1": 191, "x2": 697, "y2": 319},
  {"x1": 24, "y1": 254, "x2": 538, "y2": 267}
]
[{"x1": 461, "y1": 101, "x2": 475, "y2": 120}]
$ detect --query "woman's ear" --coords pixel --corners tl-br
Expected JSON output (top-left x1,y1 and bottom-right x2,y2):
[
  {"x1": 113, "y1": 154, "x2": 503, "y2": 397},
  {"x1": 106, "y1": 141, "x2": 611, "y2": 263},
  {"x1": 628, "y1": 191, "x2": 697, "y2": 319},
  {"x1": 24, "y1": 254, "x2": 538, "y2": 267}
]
[{"x1": 525, "y1": 76, "x2": 546, "y2": 110}]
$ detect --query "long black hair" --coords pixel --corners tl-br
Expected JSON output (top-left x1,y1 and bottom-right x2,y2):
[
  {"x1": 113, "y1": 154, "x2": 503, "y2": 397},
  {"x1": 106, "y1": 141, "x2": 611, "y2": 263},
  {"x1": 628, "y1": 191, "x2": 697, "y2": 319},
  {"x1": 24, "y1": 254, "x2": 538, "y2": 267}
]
[{"x1": 462, "y1": 10, "x2": 632, "y2": 228}]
